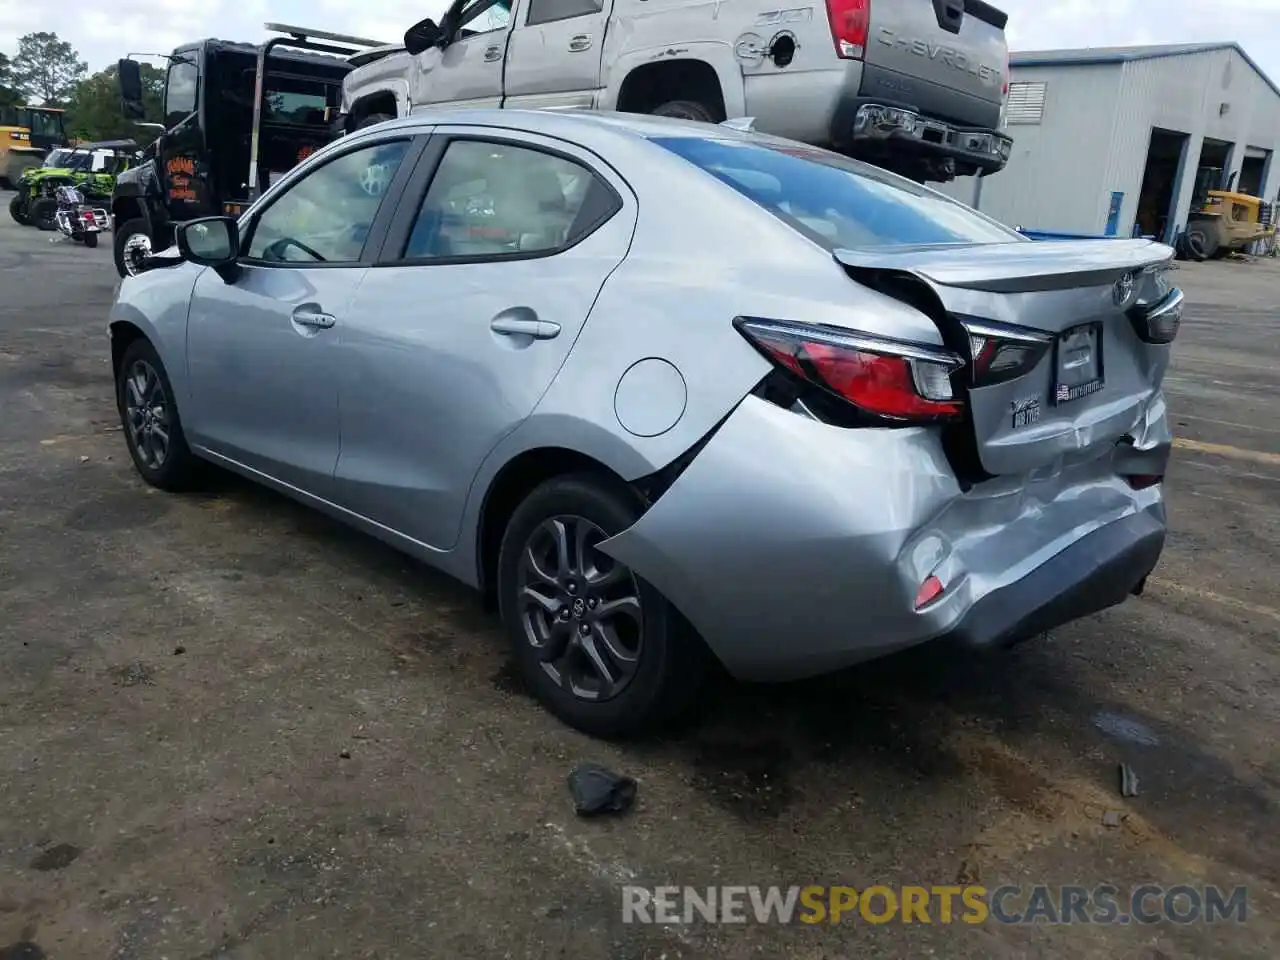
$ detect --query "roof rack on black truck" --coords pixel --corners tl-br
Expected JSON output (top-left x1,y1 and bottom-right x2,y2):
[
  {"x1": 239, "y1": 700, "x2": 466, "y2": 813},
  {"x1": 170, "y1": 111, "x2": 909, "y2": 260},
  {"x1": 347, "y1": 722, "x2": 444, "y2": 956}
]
[{"x1": 110, "y1": 23, "x2": 388, "y2": 278}]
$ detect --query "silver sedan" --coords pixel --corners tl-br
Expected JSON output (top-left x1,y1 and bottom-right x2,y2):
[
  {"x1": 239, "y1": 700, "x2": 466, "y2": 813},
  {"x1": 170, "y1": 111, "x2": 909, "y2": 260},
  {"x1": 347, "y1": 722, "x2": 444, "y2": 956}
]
[{"x1": 108, "y1": 109, "x2": 1183, "y2": 737}]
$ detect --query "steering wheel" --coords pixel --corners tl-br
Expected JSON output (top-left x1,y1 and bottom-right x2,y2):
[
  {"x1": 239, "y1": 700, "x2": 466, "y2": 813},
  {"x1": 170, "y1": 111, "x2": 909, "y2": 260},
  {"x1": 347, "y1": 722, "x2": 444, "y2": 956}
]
[
  {"x1": 359, "y1": 162, "x2": 393, "y2": 197},
  {"x1": 264, "y1": 236, "x2": 327, "y2": 262}
]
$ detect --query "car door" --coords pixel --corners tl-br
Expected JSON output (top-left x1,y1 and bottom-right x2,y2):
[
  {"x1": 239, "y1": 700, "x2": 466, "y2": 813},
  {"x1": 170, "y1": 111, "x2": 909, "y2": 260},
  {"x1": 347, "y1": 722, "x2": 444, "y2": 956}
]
[
  {"x1": 411, "y1": 0, "x2": 515, "y2": 110},
  {"x1": 503, "y1": 0, "x2": 612, "y2": 109},
  {"x1": 184, "y1": 134, "x2": 423, "y2": 498},
  {"x1": 332, "y1": 127, "x2": 636, "y2": 550}
]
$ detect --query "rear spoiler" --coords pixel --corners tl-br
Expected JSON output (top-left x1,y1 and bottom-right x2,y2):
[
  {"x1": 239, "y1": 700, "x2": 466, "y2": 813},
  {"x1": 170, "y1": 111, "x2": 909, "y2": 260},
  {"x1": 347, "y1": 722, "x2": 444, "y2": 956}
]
[
  {"x1": 965, "y1": 0, "x2": 1008, "y2": 30},
  {"x1": 832, "y1": 240, "x2": 1174, "y2": 294}
]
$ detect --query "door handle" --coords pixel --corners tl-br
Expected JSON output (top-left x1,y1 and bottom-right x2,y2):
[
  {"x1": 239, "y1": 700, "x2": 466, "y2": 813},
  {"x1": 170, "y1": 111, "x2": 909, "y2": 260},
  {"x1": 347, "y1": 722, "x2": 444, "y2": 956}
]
[
  {"x1": 483, "y1": 45, "x2": 502, "y2": 62},
  {"x1": 568, "y1": 34, "x2": 592, "y2": 52},
  {"x1": 490, "y1": 316, "x2": 560, "y2": 339},
  {"x1": 292, "y1": 308, "x2": 336, "y2": 329}
]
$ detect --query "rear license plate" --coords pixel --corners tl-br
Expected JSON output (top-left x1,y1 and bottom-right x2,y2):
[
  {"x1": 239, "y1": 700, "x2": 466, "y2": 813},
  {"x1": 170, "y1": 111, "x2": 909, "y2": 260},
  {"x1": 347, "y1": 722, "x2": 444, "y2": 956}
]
[{"x1": 1053, "y1": 323, "x2": 1104, "y2": 405}]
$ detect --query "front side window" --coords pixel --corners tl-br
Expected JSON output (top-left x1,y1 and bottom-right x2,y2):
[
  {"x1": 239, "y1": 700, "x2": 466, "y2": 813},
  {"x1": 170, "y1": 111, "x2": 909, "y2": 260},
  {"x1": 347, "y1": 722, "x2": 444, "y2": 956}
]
[
  {"x1": 652, "y1": 136, "x2": 1023, "y2": 250},
  {"x1": 165, "y1": 57, "x2": 199, "y2": 129},
  {"x1": 458, "y1": 0, "x2": 512, "y2": 35},
  {"x1": 246, "y1": 139, "x2": 410, "y2": 264},
  {"x1": 526, "y1": 0, "x2": 603, "y2": 26},
  {"x1": 28, "y1": 111, "x2": 64, "y2": 139},
  {"x1": 403, "y1": 139, "x2": 599, "y2": 259}
]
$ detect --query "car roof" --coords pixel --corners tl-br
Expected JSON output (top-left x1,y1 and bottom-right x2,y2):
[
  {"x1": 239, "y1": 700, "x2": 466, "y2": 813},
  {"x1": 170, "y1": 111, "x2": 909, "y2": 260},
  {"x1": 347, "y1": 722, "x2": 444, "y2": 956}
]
[
  {"x1": 80, "y1": 139, "x2": 138, "y2": 150},
  {"x1": 349, "y1": 107, "x2": 767, "y2": 155}
]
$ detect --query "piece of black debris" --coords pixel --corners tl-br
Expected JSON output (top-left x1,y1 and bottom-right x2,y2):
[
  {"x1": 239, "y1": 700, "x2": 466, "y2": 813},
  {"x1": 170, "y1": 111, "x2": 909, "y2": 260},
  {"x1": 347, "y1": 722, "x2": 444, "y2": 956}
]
[
  {"x1": 568, "y1": 762, "x2": 637, "y2": 816},
  {"x1": 1120, "y1": 763, "x2": 1140, "y2": 798},
  {"x1": 173, "y1": 646, "x2": 186, "y2": 656},
  {"x1": 339, "y1": 749, "x2": 352, "y2": 760}
]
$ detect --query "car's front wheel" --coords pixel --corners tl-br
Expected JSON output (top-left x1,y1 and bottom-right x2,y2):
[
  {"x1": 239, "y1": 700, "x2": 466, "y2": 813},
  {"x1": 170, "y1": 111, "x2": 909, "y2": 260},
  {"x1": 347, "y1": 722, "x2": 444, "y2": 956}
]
[
  {"x1": 115, "y1": 338, "x2": 198, "y2": 491},
  {"x1": 497, "y1": 474, "x2": 705, "y2": 738},
  {"x1": 8, "y1": 193, "x2": 30, "y2": 226}
]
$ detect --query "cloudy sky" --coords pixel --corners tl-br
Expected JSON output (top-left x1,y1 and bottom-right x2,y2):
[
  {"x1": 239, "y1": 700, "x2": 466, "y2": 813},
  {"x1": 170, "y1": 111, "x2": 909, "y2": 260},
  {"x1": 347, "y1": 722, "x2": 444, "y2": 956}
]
[{"x1": 4, "y1": 0, "x2": 1280, "y2": 85}]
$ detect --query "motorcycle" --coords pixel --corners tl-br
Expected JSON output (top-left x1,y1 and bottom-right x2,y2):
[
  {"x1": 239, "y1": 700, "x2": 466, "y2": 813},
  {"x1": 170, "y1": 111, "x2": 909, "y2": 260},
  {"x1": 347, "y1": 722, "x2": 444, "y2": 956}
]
[{"x1": 43, "y1": 184, "x2": 109, "y2": 249}]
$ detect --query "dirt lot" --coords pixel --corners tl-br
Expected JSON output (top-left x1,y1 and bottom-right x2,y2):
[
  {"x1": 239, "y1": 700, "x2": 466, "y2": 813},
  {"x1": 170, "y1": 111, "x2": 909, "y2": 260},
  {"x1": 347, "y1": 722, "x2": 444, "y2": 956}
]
[{"x1": 0, "y1": 200, "x2": 1277, "y2": 960}]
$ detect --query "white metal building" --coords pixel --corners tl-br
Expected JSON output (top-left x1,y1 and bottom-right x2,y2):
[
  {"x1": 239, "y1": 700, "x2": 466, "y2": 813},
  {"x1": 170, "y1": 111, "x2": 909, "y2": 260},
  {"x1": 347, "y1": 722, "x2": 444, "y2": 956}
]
[{"x1": 939, "y1": 43, "x2": 1280, "y2": 244}]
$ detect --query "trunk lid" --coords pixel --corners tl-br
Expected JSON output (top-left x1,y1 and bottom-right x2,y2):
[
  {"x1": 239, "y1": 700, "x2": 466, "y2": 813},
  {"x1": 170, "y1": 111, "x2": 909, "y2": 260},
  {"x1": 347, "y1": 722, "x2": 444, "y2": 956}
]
[
  {"x1": 836, "y1": 239, "x2": 1178, "y2": 477},
  {"x1": 865, "y1": 0, "x2": 1008, "y2": 109}
]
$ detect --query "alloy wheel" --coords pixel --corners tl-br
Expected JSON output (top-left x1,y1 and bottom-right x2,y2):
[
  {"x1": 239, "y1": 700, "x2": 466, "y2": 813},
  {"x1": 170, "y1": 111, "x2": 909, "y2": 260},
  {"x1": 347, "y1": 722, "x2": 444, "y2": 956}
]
[
  {"x1": 124, "y1": 359, "x2": 171, "y2": 470},
  {"x1": 516, "y1": 515, "x2": 644, "y2": 702}
]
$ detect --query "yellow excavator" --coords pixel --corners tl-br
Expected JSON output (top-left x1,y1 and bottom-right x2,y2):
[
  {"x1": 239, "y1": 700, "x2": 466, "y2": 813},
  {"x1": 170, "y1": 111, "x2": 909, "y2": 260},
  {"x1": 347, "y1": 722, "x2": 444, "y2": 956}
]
[
  {"x1": 0, "y1": 105, "x2": 70, "y2": 187},
  {"x1": 1182, "y1": 166, "x2": 1276, "y2": 260}
]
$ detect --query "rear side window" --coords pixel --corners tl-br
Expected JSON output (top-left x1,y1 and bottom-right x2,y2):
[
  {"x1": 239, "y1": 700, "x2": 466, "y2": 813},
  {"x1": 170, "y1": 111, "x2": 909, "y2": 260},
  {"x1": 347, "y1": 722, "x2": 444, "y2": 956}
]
[{"x1": 651, "y1": 136, "x2": 1022, "y2": 250}]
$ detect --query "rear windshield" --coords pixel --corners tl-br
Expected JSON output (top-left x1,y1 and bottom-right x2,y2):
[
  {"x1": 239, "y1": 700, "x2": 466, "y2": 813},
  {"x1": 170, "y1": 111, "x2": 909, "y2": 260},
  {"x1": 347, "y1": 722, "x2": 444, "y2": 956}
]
[{"x1": 651, "y1": 136, "x2": 1022, "y2": 250}]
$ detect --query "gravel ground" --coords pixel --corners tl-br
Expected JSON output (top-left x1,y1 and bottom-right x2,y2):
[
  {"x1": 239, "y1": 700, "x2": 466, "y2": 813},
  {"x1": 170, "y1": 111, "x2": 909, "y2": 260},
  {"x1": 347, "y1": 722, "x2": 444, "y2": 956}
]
[{"x1": 1, "y1": 201, "x2": 1277, "y2": 959}]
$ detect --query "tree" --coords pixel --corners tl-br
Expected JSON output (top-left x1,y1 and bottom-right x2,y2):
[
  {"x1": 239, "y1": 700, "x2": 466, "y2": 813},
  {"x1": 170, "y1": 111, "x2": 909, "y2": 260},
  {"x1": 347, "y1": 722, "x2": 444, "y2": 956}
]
[
  {"x1": 0, "y1": 53, "x2": 20, "y2": 110},
  {"x1": 10, "y1": 32, "x2": 87, "y2": 106},
  {"x1": 64, "y1": 63, "x2": 165, "y2": 145}
]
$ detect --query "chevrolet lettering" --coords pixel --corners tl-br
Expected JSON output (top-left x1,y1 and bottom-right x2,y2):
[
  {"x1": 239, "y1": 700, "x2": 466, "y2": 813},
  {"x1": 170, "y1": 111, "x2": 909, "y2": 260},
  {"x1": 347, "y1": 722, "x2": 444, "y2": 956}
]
[{"x1": 875, "y1": 30, "x2": 1002, "y2": 86}]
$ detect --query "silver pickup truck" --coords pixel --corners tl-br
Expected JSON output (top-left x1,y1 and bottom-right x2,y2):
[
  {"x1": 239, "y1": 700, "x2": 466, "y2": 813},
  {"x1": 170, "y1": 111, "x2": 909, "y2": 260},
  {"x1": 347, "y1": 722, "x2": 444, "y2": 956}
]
[{"x1": 339, "y1": 0, "x2": 1012, "y2": 182}]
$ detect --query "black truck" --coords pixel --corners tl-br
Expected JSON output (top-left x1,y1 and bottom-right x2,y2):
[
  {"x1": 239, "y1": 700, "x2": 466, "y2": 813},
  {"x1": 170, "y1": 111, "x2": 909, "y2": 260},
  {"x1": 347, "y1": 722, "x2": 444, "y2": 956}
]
[{"x1": 111, "y1": 24, "x2": 384, "y2": 278}]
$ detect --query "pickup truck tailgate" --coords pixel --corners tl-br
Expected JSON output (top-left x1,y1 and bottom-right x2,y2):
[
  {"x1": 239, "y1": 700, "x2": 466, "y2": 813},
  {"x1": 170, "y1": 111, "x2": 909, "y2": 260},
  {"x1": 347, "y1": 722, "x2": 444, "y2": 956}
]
[{"x1": 865, "y1": 0, "x2": 1008, "y2": 114}]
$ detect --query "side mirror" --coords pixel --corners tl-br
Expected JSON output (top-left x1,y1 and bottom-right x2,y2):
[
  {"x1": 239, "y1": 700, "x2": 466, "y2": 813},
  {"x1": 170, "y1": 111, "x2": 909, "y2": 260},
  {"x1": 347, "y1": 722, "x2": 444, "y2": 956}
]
[
  {"x1": 177, "y1": 216, "x2": 239, "y2": 267},
  {"x1": 404, "y1": 17, "x2": 442, "y2": 55},
  {"x1": 118, "y1": 58, "x2": 145, "y2": 119}
]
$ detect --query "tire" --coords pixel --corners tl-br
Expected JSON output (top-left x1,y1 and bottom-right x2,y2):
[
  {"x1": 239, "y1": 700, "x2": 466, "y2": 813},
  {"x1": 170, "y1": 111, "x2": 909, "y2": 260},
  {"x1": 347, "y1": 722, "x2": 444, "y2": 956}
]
[
  {"x1": 1184, "y1": 224, "x2": 1217, "y2": 262},
  {"x1": 114, "y1": 218, "x2": 152, "y2": 278},
  {"x1": 8, "y1": 193, "x2": 30, "y2": 226},
  {"x1": 30, "y1": 198, "x2": 57, "y2": 231},
  {"x1": 357, "y1": 112, "x2": 396, "y2": 130},
  {"x1": 83, "y1": 231, "x2": 99, "y2": 248},
  {"x1": 115, "y1": 338, "x2": 199, "y2": 491},
  {"x1": 497, "y1": 473, "x2": 706, "y2": 738},
  {"x1": 650, "y1": 100, "x2": 718, "y2": 123}
]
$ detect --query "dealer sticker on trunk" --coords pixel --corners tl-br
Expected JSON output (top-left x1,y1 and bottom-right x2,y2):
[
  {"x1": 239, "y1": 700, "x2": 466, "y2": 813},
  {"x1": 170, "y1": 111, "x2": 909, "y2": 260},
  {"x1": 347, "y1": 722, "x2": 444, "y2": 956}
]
[{"x1": 1053, "y1": 323, "x2": 1105, "y2": 405}]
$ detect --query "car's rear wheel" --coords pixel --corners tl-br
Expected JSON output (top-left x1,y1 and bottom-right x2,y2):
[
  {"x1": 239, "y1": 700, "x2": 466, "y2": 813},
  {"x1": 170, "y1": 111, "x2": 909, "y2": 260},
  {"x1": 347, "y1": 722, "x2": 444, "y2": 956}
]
[
  {"x1": 115, "y1": 338, "x2": 198, "y2": 491},
  {"x1": 357, "y1": 112, "x2": 396, "y2": 130},
  {"x1": 497, "y1": 473, "x2": 705, "y2": 738},
  {"x1": 650, "y1": 100, "x2": 718, "y2": 124},
  {"x1": 30, "y1": 198, "x2": 57, "y2": 231}
]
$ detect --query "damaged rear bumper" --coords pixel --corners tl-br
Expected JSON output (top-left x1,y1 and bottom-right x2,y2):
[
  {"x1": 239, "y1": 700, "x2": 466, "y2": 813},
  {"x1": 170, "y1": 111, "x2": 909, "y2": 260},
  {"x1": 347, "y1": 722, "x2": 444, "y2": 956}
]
[{"x1": 598, "y1": 395, "x2": 1167, "y2": 682}]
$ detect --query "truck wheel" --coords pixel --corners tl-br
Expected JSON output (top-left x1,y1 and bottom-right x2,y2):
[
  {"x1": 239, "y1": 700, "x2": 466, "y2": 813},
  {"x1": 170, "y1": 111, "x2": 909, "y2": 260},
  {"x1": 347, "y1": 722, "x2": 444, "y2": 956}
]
[
  {"x1": 650, "y1": 100, "x2": 717, "y2": 124},
  {"x1": 30, "y1": 198, "x2": 58, "y2": 231},
  {"x1": 1183, "y1": 224, "x2": 1217, "y2": 262},
  {"x1": 114, "y1": 219, "x2": 152, "y2": 278},
  {"x1": 357, "y1": 113, "x2": 395, "y2": 130},
  {"x1": 8, "y1": 193, "x2": 30, "y2": 226}
]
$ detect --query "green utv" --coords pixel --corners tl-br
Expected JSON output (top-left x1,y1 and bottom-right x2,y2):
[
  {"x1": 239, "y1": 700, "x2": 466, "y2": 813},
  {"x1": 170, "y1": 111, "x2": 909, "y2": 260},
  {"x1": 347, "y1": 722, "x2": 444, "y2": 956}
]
[{"x1": 10, "y1": 140, "x2": 141, "y2": 230}]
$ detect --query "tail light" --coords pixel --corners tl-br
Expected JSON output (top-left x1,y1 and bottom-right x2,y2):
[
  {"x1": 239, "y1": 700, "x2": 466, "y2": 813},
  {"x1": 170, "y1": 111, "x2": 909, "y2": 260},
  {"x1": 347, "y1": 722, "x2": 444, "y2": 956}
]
[
  {"x1": 1127, "y1": 288, "x2": 1183, "y2": 345},
  {"x1": 1125, "y1": 474, "x2": 1163, "y2": 490},
  {"x1": 735, "y1": 316, "x2": 963, "y2": 423},
  {"x1": 1002, "y1": 48, "x2": 1010, "y2": 97},
  {"x1": 825, "y1": 0, "x2": 870, "y2": 60},
  {"x1": 959, "y1": 317, "x2": 1053, "y2": 388}
]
